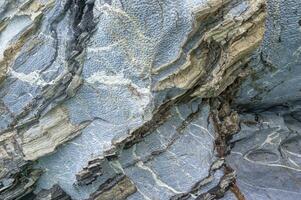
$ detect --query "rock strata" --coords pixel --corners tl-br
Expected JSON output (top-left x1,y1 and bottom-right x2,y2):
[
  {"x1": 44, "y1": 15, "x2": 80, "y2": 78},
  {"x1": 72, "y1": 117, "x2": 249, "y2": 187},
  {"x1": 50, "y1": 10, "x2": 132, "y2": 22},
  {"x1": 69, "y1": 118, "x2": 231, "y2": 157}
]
[{"x1": 0, "y1": 0, "x2": 300, "y2": 199}]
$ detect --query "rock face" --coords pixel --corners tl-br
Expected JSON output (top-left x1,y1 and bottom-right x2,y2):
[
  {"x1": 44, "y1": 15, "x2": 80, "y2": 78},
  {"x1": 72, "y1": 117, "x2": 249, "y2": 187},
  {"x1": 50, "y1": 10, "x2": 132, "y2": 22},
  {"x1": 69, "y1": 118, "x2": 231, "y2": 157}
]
[
  {"x1": 228, "y1": 0, "x2": 301, "y2": 199},
  {"x1": 0, "y1": 0, "x2": 300, "y2": 200}
]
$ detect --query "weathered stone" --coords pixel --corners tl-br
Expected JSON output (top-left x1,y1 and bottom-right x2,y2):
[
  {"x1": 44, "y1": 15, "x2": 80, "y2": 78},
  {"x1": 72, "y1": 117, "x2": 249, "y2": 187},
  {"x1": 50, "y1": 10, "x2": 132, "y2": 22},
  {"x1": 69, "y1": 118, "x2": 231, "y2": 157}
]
[
  {"x1": 227, "y1": 110, "x2": 301, "y2": 200},
  {"x1": 89, "y1": 175, "x2": 136, "y2": 200},
  {"x1": 234, "y1": 0, "x2": 301, "y2": 109},
  {"x1": 34, "y1": 184, "x2": 71, "y2": 200},
  {"x1": 0, "y1": 0, "x2": 300, "y2": 199},
  {"x1": 21, "y1": 106, "x2": 89, "y2": 161}
]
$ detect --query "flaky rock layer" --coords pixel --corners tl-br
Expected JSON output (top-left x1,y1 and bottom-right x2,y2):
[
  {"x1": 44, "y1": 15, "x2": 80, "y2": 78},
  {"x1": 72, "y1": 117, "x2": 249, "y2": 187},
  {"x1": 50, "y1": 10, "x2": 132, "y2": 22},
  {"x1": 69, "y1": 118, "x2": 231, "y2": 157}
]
[{"x1": 0, "y1": 0, "x2": 300, "y2": 200}]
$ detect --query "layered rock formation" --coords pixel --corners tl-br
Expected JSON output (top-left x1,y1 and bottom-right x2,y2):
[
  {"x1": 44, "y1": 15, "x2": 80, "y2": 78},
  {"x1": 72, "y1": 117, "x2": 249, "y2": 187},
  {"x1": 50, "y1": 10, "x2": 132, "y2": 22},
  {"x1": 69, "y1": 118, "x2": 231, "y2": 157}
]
[{"x1": 0, "y1": 0, "x2": 300, "y2": 199}]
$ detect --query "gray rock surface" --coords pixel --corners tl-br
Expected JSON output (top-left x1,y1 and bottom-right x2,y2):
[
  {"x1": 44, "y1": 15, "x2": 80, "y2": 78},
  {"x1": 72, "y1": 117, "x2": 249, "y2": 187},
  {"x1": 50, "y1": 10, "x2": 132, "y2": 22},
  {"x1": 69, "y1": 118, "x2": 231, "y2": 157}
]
[
  {"x1": 227, "y1": 109, "x2": 301, "y2": 200},
  {"x1": 235, "y1": 0, "x2": 301, "y2": 109},
  {"x1": 227, "y1": 0, "x2": 301, "y2": 199},
  {"x1": 0, "y1": 0, "x2": 300, "y2": 200}
]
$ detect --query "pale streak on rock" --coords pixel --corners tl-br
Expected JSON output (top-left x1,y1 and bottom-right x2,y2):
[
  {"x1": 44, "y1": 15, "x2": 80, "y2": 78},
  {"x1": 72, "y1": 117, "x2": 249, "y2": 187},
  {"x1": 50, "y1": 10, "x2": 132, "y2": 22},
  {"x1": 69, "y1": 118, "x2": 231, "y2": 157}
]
[
  {"x1": 86, "y1": 71, "x2": 132, "y2": 85},
  {"x1": 10, "y1": 69, "x2": 55, "y2": 86},
  {"x1": 136, "y1": 161, "x2": 182, "y2": 194}
]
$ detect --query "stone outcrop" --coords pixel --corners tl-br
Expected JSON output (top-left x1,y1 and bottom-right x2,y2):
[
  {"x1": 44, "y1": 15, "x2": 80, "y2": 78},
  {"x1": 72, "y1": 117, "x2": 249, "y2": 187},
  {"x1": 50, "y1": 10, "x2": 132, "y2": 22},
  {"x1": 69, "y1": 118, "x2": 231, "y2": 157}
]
[
  {"x1": 34, "y1": 184, "x2": 71, "y2": 200},
  {"x1": 0, "y1": 0, "x2": 300, "y2": 199}
]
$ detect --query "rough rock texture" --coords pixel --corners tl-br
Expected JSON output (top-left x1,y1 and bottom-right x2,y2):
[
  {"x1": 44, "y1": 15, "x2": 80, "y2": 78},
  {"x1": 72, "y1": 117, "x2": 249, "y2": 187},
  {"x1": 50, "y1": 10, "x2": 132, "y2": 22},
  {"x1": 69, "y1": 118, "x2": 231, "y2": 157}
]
[
  {"x1": 227, "y1": 0, "x2": 301, "y2": 199},
  {"x1": 34, "y1": 184, "x2": 71, "y2": 200},
  {"x1": 0, "y1": 0, "x2": 300, "y2": 199}
]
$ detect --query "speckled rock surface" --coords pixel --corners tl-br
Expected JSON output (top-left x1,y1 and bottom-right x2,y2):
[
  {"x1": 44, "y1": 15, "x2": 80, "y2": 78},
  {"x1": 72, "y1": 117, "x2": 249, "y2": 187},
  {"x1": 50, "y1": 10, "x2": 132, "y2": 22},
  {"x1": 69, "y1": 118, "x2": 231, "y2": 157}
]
[{"x1": 0, "y1": 0, "x2": 300, "y2": 199}]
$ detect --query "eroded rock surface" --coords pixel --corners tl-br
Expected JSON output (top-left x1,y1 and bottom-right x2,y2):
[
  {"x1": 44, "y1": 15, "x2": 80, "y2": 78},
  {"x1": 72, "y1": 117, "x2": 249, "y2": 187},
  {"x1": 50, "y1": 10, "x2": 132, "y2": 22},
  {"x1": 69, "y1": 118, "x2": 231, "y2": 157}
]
[
  {"x1": 228, "y1": 109, "x2": 301, "y2": 200},
  {"x1": 0, "y1": 0, "x2": 300, "y2": 199}
]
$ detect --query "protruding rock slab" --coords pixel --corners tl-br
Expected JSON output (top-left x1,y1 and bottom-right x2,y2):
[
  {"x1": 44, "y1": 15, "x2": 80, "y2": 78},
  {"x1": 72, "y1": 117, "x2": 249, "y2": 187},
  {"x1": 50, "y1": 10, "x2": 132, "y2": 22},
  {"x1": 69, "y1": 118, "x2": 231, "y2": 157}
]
[
  {"x1": 89, "y1": 175, "x2": 136, "y2": 200},
  {"x1": 34, "y1": 184, "x2": 71, "y2": 200}
]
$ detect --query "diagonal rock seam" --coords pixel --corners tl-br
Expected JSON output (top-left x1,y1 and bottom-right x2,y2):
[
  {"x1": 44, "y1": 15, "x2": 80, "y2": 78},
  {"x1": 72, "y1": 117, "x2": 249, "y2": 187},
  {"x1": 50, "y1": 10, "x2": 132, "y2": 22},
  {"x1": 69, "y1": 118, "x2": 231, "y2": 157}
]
[{"x1": 74, "y1": 0, "x2": 266, "y2": 192}]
